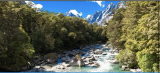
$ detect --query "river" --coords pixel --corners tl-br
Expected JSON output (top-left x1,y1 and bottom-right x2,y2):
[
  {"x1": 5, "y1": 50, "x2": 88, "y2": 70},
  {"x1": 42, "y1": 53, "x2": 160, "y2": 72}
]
[{"x1": 26, "y1": 44, "x2": 129, "y2": 72}]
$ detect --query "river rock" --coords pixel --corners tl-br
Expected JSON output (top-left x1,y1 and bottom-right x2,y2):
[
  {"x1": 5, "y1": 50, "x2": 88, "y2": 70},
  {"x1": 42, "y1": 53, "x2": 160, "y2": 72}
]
[
  {"x1": 84, "y1": 62, "x2": 89, "y2": 65},
  {"x1": 81, "y1": 56, "x2": 86, "y2": 60},
  {"x1": 101, "y1": 48, "x2": 106, "y2": 51},
  {"x1": 44, "y1": 53, "x2": 57, "y2": 63},
  {"x1": 87, "y1": 55, "x2": 92, "y2": 58},
  {"x1": 94, "y1": 49, "x2": 103, "y2": 54},
  {"x1": 122, "y1": 65, "x2": 128, "y2": 71},
  {"x1": 83, "y1": 59, "x2": 87, "y2": 62},
  {"x1": 88, "y1": 56, "x2": 95, "y2": 61},
  {"x1": 70, "y1": 55, "x2": 85, "y2": 67},
  {"x1": 102, "y1": 44, "x2": 106, "y2": 47},
  {"x1": 109, "y1": 58, "x2": 119, "y2": 64},
  {"x1": 85, "y1": 58, "x2": 90, "y2": 62},
  {"x1": 79, "y1": 51, "x2": 85, "y2": 55},
  {"x1": 90, "y1": 51, "x2": 94, "y2": 54},
  {"x1": 110, "y1": 51, "x2": 115, "y2": 54},
  {"x1": 90, "y1": 62, "x2": 100, "y2": 67},
  {"x1": 61, "y1": 57, "x2": 67, "y2": 61},
  {"x1": 62, "y1": 62, "x2": 71, "y2": 67},
  {"x1": 102, "y1": 52, "x2": 107, "y2": 55},
  {"x1": 56, "y1": 65, "x2": 65, "y2": 69},
  {"x1": 88, "y1": 61, "x2": 94, "y2": 64},
  {"x1": 65, "y1": 56, "x2": 71, "y2": 61}
]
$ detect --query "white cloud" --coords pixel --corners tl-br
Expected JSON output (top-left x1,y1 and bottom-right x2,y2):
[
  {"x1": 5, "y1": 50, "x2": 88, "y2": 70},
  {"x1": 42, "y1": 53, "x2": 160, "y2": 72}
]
[
  {"x1": 35, "y1": 4, "x2": 43, "y2": 9},
  {"x1": 68, "y1": 9, "x2": 82, "y2": 17},
  {"x1": 91, "y1": 1, "x2": 105, "y2": 7},
  {"x1": 25, "y1": 1, "x2": 43, "y2": 9}
]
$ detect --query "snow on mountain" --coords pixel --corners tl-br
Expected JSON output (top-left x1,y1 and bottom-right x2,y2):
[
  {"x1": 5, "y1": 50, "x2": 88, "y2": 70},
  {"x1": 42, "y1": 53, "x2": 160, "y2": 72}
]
[
  {"x1": 86, "y1": 1, "x2": 126, "y2": 26},
  {"x1": 86, "y1": 15, "x2": 91, "y2": 19},
  {"x1": 65, "y1": 10, "x2": 82, "y2": 18}
]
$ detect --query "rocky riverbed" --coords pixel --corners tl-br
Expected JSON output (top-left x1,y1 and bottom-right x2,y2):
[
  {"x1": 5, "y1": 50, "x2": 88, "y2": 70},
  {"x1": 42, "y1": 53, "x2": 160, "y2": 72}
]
[{"x1": 25, "y1": 44, "x2": 142, "y2": 72}]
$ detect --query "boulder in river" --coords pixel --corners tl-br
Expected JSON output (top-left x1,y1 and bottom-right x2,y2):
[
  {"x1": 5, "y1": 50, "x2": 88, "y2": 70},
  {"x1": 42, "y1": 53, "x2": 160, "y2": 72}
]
[
  {"x1": 84, "y1": 62, "x2": 89, "y2": 65},
  {"x1": 88, "y1": 56, "x2": 95, "y2": 61},
  {"x1": 69, "y1": 54, "x2": 85, "y2": 67},
  {"x1": 102, "y1": 52, "x2": 107, "y2": 55},
  {"x1": 81, "y1": 56, "x2": 86, "y2": 60},
  {"x1": 101, "y1": 48, "x2": 106, "y2": 51},
  {"x1": 61, "y1": 57, "x2": 67, "y2": 61},
  {"x1": 56, "y1": 65, "x2": 65, "y2": 69},
  {"x1": 62, "y1": 62, "x2": 71, "y2": 67},
  {"x1": 122, "y1": 65, "x2": 129, "y2": 71},
  {"x1": 92, "y1": 62, "x2": 100, "y2": 67},
  {"x1": 94, "y1": 49, "x2": 103, "y2": 54},
  {"x1": 44, "y1": 53, "x2": 57, "y2": 63},
  {"x1": 109, "y1": 58, "x2": 119, "y2": 64},
  {"x1": 87, "y1": 62, "x2": 100, "y2": 67}
]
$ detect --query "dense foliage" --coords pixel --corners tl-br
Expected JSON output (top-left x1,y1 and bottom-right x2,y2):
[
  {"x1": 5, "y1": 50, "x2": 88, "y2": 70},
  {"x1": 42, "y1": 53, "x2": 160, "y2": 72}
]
[
  {"x1": 0, "y1": 1, "x2": 108, "y2": 71},
  {"x1": 106, "y1": 1, "x2": 160, "y2": 72},
  {"x1": 0, "y1": 1, "x2": 159, "y2": 72}
]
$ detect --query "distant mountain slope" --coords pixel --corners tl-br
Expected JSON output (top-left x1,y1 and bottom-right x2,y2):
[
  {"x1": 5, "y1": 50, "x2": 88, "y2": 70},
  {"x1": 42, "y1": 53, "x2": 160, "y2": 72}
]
[{"x1": 85, "y1": 1, "x2": 126, "y2": 26}]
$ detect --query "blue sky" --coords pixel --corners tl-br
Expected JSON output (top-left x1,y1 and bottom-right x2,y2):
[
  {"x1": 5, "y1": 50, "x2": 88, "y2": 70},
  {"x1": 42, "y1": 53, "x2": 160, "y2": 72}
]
[{"x1": 27, "y1": 1, "x2": 120, "y2": 18}]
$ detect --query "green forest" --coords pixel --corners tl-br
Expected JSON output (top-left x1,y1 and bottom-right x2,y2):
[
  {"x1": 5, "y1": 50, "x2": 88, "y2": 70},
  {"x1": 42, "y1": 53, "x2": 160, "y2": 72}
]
[
  {"x1": 0, "y1": 1, "x2": 107, "y2": 71},
  {"x1": 106, "y1": 1, "x2": 160, "y2": 72},
  {"x1": 0, "y1": 1, "x2": 159, "y2": 72}
]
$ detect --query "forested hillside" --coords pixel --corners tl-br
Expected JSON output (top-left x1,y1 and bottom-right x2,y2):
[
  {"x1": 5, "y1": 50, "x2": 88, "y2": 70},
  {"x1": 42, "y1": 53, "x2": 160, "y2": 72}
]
[
  {"x1": 0, "y1": 1, "x2": 107, "y2": 71},
  {"x1": 105, "y1": 1, "x2": 160, "y2": 72},
  {"x1": 0, "y1": 1, "x2": 160, "y2": 72}
]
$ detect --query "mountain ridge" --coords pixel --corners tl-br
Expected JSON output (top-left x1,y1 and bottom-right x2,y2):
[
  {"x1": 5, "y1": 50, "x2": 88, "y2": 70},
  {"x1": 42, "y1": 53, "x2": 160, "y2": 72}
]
[
  {"x1": 86, "y1": 1, "x2": 126, "y2": 26},
  {"x1": 63, "y1": 1, "x2": 126, "y2": 26}
]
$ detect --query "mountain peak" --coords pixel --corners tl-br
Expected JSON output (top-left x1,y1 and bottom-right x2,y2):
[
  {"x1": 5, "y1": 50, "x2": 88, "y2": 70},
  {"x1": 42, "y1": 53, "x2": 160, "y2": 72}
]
[
  {"x1": 105, "y1": 2, "x2": 115, "y2": 11},
  {"x1": 86, "y1": 1, "x2": 126, "y2": 26},
  {"x1": 108, "y1": 2, "x2": 115, "y2": 6},
  {"x1": 65, "y1": 9, "x2": 82, "y2": 17}
]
